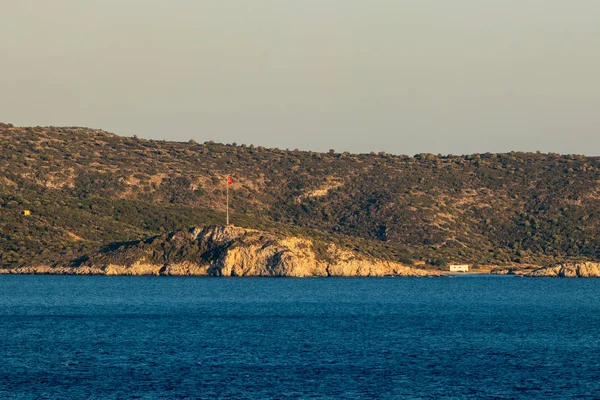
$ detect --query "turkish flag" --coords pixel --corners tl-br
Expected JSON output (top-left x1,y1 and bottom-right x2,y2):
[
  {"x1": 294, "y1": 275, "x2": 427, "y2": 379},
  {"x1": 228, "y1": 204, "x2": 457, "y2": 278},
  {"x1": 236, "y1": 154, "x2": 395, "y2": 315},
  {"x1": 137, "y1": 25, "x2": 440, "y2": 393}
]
[{"x1": 227, "y1": 176, "x2": 233, "y2": 185}]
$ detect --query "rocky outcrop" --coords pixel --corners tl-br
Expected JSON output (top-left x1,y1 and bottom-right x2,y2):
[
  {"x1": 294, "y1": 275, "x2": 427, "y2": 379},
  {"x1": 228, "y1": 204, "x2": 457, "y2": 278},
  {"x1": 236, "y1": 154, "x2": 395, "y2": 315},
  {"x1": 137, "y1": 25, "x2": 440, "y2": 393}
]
[
  {"x1": 7, "y1": 225, "x2": 439, "y2": 277},
  {"x1": 525, "y1": 262, "x2": 600, "y2": 278},
  {"x1": 490, "y1": 266, "x2": 537, "y2": 276},
  {"x1": 490, "y1": 268, "x2": 516, "y2": 275}
]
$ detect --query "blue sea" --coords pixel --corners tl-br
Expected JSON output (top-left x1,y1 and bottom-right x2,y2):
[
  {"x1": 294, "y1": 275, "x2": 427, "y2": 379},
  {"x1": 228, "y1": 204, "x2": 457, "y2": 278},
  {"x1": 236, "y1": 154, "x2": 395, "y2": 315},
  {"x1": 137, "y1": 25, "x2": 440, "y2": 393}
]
[{"x1": 1, "y1": 275, "x2": 599, "y2": 399}]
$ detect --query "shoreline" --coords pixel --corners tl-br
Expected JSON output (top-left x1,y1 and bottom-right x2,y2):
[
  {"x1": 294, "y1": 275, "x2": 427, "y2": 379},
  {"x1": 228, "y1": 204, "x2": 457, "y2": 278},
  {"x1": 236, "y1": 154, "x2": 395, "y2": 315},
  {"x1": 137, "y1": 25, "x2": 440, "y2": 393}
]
[
  {"x1": 0, "y1": 266, "x2": 443, "y2": 278},
  {"x1": 4, "y1": 262, "x2": 600, "y2": 278}
]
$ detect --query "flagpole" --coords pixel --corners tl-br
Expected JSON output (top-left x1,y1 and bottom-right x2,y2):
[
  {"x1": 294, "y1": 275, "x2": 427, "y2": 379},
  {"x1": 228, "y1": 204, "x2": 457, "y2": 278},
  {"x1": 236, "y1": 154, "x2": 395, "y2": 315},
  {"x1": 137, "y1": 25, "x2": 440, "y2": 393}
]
[{"x1": 226, "y1": 177, "x2": 229, "y2": 226}]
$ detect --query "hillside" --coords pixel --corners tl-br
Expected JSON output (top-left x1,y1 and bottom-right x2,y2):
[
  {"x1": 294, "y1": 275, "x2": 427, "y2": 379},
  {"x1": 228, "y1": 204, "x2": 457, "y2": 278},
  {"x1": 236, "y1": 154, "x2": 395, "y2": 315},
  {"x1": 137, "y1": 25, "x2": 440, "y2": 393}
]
[{"x1": 1, "y1": 122, "x2": 600, "y2": 269}]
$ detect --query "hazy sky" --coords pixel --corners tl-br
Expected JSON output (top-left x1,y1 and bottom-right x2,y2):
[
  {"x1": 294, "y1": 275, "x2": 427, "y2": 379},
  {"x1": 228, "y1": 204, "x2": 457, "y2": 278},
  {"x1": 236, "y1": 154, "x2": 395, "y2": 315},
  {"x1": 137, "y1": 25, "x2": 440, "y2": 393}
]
[{"x1": 1, "y1": 0, "x2": 599, "y2": 155}]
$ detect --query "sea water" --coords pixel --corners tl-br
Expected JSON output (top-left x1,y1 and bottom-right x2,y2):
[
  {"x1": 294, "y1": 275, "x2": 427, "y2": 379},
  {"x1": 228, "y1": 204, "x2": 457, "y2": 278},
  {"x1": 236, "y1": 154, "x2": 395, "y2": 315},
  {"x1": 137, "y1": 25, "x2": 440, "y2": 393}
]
[{"x1": 1, "y1": 275, "x2": 599, "y2": 399}]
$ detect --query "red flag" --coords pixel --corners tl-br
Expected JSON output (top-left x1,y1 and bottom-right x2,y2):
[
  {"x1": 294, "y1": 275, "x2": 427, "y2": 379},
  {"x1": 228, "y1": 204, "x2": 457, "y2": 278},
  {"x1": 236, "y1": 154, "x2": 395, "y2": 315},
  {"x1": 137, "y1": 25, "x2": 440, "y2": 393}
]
[{"x1": 227, "y1": 176, "x2": 233, "y2": 185}]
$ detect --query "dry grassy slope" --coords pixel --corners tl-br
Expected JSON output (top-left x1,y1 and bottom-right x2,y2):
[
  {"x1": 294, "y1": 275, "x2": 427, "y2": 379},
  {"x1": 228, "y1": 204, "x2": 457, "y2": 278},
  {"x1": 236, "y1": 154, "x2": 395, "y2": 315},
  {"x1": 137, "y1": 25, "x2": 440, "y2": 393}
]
[{"x1": 1, "y1": 122, "x2": 600, "y2": 268}]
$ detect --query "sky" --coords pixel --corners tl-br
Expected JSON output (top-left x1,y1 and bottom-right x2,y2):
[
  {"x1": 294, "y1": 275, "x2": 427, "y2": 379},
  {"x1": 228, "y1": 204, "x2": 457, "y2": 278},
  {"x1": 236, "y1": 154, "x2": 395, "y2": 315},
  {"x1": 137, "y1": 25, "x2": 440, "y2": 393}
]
[{"x1": 1, "y1": 0, "x2": 599, "y2": 155}]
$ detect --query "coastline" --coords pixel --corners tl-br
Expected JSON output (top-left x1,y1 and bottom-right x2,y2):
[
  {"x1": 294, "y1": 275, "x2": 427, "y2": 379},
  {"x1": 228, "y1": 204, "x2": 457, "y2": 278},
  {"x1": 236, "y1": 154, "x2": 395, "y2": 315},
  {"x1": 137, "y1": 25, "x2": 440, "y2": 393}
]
[
  {"x1": 4, "y1": 261, "x2": 600, "y2": 278},
  {"x1": 0, "y1": 264, "x2": 442, "y2": 278}
]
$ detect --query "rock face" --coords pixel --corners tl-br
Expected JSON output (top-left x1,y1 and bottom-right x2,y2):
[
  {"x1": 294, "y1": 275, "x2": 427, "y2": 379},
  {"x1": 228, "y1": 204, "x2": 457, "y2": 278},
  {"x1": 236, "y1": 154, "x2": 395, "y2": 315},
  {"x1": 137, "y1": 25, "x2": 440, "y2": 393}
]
[
  {"x1": 8, "y1": 225, "x2": 439, "y2": 277},
  {"x1": 525, "y1": 262, "x2": 600, "y2": 278}
]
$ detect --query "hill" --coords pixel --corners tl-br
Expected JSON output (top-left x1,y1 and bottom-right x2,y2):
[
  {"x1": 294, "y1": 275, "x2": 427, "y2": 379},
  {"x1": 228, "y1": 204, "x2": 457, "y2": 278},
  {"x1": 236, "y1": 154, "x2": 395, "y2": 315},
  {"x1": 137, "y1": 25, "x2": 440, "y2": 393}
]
[{"x1": 1, "y1": 122, "x2": 599, "y2": 269}]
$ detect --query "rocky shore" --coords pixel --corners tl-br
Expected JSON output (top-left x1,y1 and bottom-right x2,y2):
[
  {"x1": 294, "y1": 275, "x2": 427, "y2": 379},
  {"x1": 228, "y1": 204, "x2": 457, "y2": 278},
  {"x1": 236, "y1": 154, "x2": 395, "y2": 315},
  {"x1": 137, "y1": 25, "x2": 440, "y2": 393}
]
[
  {"x1": 490, "y1": 267, "x2": 534, "y2": 276},
  {"x1": 525, "y1": 262, "x2": 600, "y2": 278},
  {"x1": 491, "y1": 262, "x2": 600, "y2": 278},
  {"x1": 3, "y1": 225, "x2": 440, "y2": 277},
  {"x1": 5, "y1": 225, "x2": 598, "y2": 278}
]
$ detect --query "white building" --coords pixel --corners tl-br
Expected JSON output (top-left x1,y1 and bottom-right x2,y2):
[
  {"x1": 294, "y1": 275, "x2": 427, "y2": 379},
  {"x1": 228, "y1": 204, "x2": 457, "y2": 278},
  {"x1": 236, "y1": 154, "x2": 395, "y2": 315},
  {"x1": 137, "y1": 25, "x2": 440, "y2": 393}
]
[{"x1": 449, "y1": 264, "x2": 469, "y2": 272}]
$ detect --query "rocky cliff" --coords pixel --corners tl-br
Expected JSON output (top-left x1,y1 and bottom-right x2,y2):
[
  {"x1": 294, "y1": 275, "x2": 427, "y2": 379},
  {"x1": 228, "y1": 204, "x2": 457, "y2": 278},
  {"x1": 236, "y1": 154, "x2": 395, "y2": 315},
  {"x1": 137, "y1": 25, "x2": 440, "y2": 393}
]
[{"x1": 7, "y1": 225, "x2": 439, "y2": 277}]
